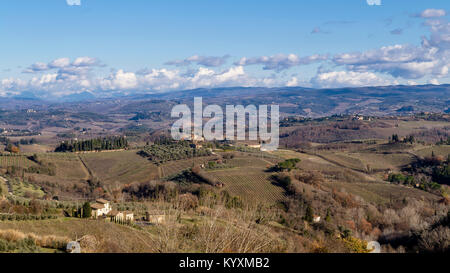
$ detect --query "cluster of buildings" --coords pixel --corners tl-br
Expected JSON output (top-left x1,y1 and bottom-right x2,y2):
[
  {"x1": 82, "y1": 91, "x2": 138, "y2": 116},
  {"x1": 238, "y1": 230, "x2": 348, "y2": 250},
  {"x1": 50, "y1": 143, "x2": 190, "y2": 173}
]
[
  {"x1": 89, "y1": 199, "x2": 166, "y2": 224},
  {"x1": 90, "y1": 199, "x2": 134, "y2": 222}
]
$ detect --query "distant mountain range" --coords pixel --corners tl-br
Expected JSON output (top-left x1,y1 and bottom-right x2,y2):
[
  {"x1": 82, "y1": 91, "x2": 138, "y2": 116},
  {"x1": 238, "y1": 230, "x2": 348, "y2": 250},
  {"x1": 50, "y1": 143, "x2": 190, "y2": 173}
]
[{"x1": 1, "y1": 84, "x2": 449, "y2": 117}]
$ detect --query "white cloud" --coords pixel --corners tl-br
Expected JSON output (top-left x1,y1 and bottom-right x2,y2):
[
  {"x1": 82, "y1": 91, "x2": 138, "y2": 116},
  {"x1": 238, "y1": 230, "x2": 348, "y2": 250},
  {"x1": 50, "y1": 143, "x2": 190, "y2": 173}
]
[
  {"x1": 332, "y1": 15, "x2": 450, "y2": 80},
  {"x1": 311, "y1": 71, "x2": 392, "y2": 88},
  {"x1": 286, "y1": 77, "x2": 299, "y2": 87},
  {"x1": 23, "y1": 62, "x2": 49, "y2": 73},
  {"x1": 429, "y1": 78, "x2": 440, "y2": 85},
  {"x1": 108, "y1": 70, "x2": 138, "y2": 89},
  {"x1": 366, "y1": 0, "x2": 381, "y2": 6},
  {"x1": 235, "y1": 53, "x2": 328, "y2": 71},
  {"x1": 66, "y1": 0, "x2": 81, "y2": 6},
  {"x1": 23, "y1": 56, "x2": 101, "y2": 74},
  {"x1": 2, "y1": 63, "x2": 285, "y2": 98},
  {"x1": 72, "y1": 57, "x2": 99, "y2": 67},
  {"x1": 419, "y1": 9, "x2": 446, "y2": 18},
  {"x1": 49, "y1": 58, "x2": 71, "y2": 68}
]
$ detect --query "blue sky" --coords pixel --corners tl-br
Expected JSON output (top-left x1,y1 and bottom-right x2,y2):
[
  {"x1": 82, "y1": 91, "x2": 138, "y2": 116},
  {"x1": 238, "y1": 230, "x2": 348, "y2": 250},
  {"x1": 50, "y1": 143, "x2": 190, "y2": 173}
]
[{"x1": 0, "y1": 0, "x2": 449, "y2": 98}]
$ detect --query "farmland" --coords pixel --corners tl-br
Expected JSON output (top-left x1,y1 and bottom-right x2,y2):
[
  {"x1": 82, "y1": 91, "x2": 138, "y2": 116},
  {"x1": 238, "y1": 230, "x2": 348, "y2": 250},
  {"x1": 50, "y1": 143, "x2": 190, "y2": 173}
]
[
  {"x1": 200, "y1": 156, "x2": 285, "y2": 204},
  {"x1": 80, "y1": 150, "x2": 160, "y2": 184},
  {"x1": 0, "y1": 112, "x2": 448, "y2": 254},
  {"x1": 0, "y1": 155, "x2": 37, "y2": 169},
  {"x1": 160, "y1": 156, "x2": 216, "y2": 178},
  {"x1": 0, "y1": 218, "x2": 154, "y2": 253}
]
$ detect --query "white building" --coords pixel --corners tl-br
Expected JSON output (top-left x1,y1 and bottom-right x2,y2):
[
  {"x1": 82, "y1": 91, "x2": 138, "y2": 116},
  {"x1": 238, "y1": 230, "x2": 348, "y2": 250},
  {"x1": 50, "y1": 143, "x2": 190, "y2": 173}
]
[{"x1": 91, "y1": 199, "x2": 112, "y2": 218}]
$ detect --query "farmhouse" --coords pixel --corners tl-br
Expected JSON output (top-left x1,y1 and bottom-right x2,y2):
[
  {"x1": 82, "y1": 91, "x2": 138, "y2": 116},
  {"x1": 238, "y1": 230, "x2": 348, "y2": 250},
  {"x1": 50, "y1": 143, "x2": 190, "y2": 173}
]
[
  {"x1": 124, "y1": 211, "x2": 134, "y2": 221},
  {"x1": 107, "y1": 210, "x2": 123, "y2": 221},
  {"x1": 145, "y1": 211, "x2": 165, "y2": 224},
  {"x1": 107, "y1": 210, "x2": 134, "y2": 222},
  {"x1": 91, "y1": 198, "x2": 112, "y2": 218}
]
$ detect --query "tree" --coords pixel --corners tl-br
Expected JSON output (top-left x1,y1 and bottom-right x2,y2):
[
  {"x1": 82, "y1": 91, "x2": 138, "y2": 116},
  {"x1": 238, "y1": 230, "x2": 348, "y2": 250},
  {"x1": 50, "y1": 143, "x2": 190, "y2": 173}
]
[
  {"x1": 390, "y1": 134, "x2": 399, "y2": 143},
  {"x1": 304, "y1": 205, "x2": 314, "y2": 223},
  {"x1": 82, "y1": 202, "x2": 92, "y2": 218},
  {"x1": 325, "y1": 208, "x2": 332, "y2": 222},
  {"x1": 271, "y1": 158, "x2": 301, "y2": 172},
  {"x1": 271, "y1": 174, "x2": 291, "y2": 189}
]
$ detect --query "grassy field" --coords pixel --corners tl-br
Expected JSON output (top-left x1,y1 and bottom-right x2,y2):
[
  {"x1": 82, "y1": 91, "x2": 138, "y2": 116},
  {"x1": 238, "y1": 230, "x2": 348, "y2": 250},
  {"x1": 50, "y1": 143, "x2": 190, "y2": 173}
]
[
  {"x1": 350, "y1": 152, "x2": 414, "y2": 172},
  {"x1": 370, "y1": 120, "x2": 450, "y2": 139},
  {"x1": 16, "y1": 153, "x2": 89, "y2": 187},
  {"x1": 8, "y1": 178, "x2": 45, "y2": 198},
  {"x1": 314, "y1": 152, "x2": 368, "y2": 172},
  {"x1": 0, "y1": 218, "x2": 154, "y2": 253},
  {"x1": 414, "y1": 145, "x2": 450, "y2": 158},
  {"x1": 80, "y1": 150, "x2": 160, "y2": 184},
  {"x1": 325, "y1": 181, "x2": 440, "y2": 205}
]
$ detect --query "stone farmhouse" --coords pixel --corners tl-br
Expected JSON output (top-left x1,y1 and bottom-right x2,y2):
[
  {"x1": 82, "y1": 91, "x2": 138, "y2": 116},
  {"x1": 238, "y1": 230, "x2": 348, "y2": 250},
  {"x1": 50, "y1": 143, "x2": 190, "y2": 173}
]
[
  {"x1": 108, "y1": 210, "x2": 134, "y2": 222},
  {"x1": 90, "y1": 199, "x2": 134, "y2": 222},
  {"x1": 91, "y1": 199, "x2": 112, "y2": 218}
]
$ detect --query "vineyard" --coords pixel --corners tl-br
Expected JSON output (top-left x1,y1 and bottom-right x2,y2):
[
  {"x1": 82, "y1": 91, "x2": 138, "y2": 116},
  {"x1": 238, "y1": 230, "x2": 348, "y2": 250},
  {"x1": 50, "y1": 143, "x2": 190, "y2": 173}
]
[
  {"x1": 160, "y1": 156, "x2": 216, "y2": 178},
  {"x1": 80, "y1": 150, "x2": 160, "y2": 184},
  {"x1": 0, "y1": 155, "x2": 37, "y2": 169},
  {"x1": 204, "y1": 168, "x2": 285, "y2": 204}
]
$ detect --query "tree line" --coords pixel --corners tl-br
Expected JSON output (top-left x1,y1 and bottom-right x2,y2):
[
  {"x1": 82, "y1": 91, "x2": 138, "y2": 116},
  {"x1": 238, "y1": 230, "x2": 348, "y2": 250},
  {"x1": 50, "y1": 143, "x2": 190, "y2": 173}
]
[{"x1": 55, "y1": 136, "x2": 128, "y2": 152}]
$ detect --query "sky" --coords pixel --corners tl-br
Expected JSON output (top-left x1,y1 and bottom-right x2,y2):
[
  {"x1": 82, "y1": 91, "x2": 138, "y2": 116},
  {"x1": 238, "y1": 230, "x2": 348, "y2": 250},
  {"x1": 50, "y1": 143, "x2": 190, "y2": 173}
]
[{"x1": 0, "y1": 0, "x2": 449, "y2": 98}]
